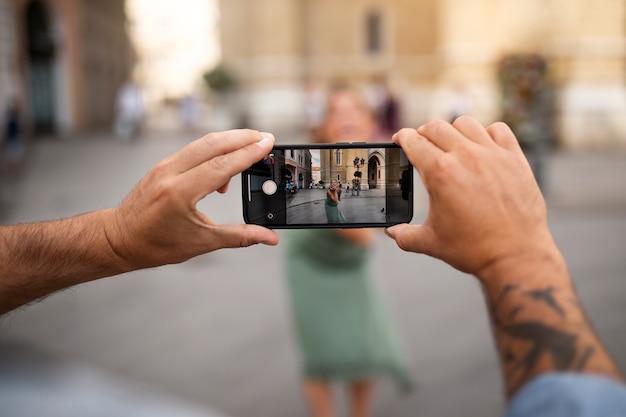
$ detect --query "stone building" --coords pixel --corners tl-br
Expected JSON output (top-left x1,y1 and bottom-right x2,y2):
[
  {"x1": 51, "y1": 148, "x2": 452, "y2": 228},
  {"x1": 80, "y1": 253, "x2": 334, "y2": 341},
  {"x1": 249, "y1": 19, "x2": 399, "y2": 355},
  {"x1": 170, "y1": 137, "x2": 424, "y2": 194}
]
[
  {"x1": 0, "y1": 0, "x2": 133, "y2": 136},
  {"x1": 218, "y1": 0, "x2": 626, "y2": 148},
  {"x1": 311, "y1": 165, "x2": 320, "y2": 185},
  {"x1": 319, "y1": 148, "x2": 386, "y2": 190},
  {"x1": 317, "y1": 147, "x2": 409, "y2": 194},
  {"x1": 282, "y1": 148, "x2": 311, "y2": 189}
]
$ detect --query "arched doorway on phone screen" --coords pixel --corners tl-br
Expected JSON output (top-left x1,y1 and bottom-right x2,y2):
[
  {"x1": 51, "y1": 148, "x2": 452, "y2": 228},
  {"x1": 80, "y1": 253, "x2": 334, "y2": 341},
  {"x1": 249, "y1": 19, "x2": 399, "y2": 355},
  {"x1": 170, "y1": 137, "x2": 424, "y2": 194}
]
[{"x1": 368, "y1": 155, "x2": 380, "y2": 189}]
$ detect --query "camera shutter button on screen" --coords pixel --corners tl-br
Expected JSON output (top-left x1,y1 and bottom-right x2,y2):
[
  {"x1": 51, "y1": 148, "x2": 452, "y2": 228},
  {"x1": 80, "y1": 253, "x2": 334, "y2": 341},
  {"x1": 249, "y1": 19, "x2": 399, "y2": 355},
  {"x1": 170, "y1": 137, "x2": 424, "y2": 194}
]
[{"x1": 262, "y1": 180, "x2": 278, "y2": 195}]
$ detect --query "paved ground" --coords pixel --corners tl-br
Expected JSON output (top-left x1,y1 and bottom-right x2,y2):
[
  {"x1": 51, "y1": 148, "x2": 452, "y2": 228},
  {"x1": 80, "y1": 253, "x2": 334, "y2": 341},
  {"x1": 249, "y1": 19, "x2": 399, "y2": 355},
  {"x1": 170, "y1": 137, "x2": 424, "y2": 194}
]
[
  {"x1": 286, "y1": 188, "x2": 388, "y2": 224},
  {"x1": 0, "y1": 131, "x2": 625, "y2": 417}
]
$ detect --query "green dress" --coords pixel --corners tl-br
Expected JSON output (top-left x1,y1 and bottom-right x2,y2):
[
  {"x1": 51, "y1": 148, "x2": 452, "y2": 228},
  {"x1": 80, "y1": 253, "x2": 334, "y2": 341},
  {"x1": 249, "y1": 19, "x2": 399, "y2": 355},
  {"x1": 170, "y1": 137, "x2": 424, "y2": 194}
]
[
  {"x1": 325, "y1": 196, "x2": 346, "y2": 223},
  {"x1": 285, "y1": 229, "x2": 412, "y2": 391}
]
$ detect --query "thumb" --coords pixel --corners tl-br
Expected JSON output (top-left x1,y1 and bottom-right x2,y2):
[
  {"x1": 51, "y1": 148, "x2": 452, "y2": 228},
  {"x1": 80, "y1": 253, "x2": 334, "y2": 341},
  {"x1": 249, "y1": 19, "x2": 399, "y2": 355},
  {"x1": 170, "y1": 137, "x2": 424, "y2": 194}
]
[
  {"x1": 210, "y1": 224, "x2": 280, "y2": 250},
  {"x1": 385, "y1": 223, "x2": 434, "y2": 255}
]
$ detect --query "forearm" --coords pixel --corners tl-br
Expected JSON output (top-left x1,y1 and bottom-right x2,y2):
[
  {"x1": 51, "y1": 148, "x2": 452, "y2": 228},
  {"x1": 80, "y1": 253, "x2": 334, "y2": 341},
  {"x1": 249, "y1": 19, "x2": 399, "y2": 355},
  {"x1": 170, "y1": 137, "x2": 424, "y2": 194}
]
[
  {"x1": 0, "y1": 209, "x2": 129, "y2": 314},
  {"x1": 0, "y1": 129, "x2": 279, "y2": 315},
  {"x1": 334, "y1": 228, "x2": 374, "y2": 247},
  {"x1": 479, "y1": 245, "x2": 623, "y2": 397}
]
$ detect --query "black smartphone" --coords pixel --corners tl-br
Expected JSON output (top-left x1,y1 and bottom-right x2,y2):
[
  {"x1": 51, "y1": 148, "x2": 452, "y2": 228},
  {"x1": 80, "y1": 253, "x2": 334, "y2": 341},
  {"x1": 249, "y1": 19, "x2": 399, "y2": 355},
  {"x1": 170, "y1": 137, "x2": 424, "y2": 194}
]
[{"x1": 242, "y1": 143, "x2": 413, "y2": 228}]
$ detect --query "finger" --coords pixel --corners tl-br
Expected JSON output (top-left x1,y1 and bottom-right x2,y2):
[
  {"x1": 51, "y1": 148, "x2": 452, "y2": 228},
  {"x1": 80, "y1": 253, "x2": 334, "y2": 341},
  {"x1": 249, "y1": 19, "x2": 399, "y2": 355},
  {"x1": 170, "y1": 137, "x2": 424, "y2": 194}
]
[
  {"x1": 392, "y1": 128, "x2": 443, "y2": 178},
  {"x1": 181, "y1": 133, "x2": 274, "y2": 201},
  {"x1": 486, "y1": 122, "x2": 523, "y2": 152},
  {"x1": 452, "y1": 115, "x2": 495, "y2": 147},
  {"x1": 385, "y1": 223, "x2": 435, "y2": 255},
  {"x1": 167, "y1": 130, "x2": 272, "y2": 174},
  {"x1": 416, "y1": 120, "x2": 468, "y2": 152},
  {"x1": 209, "y1": 224, "x2": 279, "y2": 249},
  {"x1": 217, "y1": 181, "x2": 230, "y2": 194}
]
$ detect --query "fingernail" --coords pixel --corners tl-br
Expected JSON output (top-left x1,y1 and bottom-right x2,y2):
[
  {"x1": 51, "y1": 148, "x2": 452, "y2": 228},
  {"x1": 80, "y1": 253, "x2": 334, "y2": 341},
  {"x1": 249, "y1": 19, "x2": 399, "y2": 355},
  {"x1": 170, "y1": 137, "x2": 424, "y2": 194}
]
[
  {"x1": 256, "y1": 132, "x2": 274, "y2": 149},
  {"x1": 416, "y1": 125, "x2": 426, "y2": 134},
  {"x1": 384, "y1": 227, "x2": 395, "y2": 238}
]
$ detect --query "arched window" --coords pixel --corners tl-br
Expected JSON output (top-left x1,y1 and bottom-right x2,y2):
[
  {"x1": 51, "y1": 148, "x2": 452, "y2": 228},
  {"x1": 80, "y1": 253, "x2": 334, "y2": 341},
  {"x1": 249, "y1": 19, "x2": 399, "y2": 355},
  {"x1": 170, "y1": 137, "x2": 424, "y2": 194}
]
[
  {"x1": 335, "y1": 149, "x2": 342, "y2": 166},
  {"x1": 365, "y1": 10, "x2": 383, "y2": 55}
]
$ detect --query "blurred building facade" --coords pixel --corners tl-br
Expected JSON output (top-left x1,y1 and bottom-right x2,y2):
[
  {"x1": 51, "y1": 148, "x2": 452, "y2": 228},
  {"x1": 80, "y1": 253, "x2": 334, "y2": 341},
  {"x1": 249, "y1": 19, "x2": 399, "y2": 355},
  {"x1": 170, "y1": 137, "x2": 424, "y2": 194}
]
[
  {"x1": 126, "y1": 0, "x2": 219, "y2": 106},
  {"x1": 219, "y1": 0, "x2": 626, "y2": 149},
  {"x1": 0, "y1": 0, "x2": 133, "y2": 136}
]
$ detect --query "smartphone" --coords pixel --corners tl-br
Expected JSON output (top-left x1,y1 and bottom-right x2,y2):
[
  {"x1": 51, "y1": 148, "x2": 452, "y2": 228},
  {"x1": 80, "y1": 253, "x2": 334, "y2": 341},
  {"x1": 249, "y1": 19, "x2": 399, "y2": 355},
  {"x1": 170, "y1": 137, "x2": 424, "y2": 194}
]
[{"x1": 242, "y1": 143, "x2": 413, "y2": 228}]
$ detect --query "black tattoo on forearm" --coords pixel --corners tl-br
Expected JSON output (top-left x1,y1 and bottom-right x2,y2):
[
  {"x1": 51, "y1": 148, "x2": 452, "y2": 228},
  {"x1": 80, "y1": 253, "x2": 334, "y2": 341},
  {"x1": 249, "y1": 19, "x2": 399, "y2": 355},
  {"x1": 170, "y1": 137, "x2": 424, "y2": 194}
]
[
  {"x1": 490, "y1": 284, "x2": 598, "y2": 393},
  {"x1": 503, "y1": 321, "x2": 577, "y2": 382},
  {"x1": 524, "y1": 286, "x2": 565, "y2": 317},
  {"x1": 508, "y1": 306, "x2": 524, "y2": 319},
  {"x1": 575, "y1": 346, "x2": 595, "y2": 371}
]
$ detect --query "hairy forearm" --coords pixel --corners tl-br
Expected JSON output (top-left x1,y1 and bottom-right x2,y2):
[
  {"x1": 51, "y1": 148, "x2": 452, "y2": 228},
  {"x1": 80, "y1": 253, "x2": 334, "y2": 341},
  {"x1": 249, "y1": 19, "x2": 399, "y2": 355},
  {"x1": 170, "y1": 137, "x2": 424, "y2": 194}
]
[
  {"x1": 0, "y1": 209, "x2": 129, "y2": 314},
  {"x1": 479, "y1": 245, "x2": 623, "y2": 397}
]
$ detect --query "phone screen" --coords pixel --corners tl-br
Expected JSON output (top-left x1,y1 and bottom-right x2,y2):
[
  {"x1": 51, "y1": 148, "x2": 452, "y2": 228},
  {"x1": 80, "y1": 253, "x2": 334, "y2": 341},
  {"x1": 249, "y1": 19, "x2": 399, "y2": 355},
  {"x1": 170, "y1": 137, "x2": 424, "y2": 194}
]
[{"x1": 242, "y1": 144, "x2": 413, "y2": 228}]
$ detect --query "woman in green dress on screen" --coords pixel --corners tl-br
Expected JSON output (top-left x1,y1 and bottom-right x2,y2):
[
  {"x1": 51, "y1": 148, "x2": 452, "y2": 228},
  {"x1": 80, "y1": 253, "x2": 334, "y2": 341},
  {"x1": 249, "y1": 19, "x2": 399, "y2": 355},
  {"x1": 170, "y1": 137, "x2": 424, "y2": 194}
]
[
  {"x1": 286, "y1": 85, "x2": 412, "y2": 417},
  {"x1": 325, "y1": 179, "x2": 346, "y2": 223}
]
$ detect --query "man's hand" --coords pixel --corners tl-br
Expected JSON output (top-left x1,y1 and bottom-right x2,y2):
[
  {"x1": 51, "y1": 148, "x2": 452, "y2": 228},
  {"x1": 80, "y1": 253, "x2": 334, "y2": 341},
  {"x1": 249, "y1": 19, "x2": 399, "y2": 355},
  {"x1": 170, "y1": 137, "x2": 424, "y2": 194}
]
[
  {"x1": 106, "y1": 129, "x2": 280, "y2": 270},
  {"x1": 386, "y1": 116, "x2": 623, "y2": 397},
  {"x1": 386, "y1": 116, "x2": 554, "y2": 278},
  {"x1": 0, "y1": 129, "x2": 279, "y2": 313}
]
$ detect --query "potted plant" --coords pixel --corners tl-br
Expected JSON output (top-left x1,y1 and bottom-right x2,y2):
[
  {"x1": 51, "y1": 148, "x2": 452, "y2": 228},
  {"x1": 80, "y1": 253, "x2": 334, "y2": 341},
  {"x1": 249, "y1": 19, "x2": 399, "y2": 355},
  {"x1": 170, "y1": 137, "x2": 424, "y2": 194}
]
[{"x1": 203, "y1": 64, "x2": 239, "y2": 130}]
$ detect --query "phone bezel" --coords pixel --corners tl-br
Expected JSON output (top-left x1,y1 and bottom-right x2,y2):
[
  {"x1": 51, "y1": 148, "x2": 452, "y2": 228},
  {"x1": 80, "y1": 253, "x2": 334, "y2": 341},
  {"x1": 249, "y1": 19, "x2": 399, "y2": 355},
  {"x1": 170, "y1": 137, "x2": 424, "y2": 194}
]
[{"x1": 241, "y1": 142, "x2": 413, "y2": 229}]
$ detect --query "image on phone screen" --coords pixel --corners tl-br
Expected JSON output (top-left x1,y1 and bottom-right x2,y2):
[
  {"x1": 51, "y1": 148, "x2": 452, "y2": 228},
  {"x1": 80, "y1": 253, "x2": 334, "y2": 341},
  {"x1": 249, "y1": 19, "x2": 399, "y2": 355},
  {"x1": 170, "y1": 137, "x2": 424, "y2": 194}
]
[{"x1": 243, "y1": 144, "x2": 413, "y2": 228}]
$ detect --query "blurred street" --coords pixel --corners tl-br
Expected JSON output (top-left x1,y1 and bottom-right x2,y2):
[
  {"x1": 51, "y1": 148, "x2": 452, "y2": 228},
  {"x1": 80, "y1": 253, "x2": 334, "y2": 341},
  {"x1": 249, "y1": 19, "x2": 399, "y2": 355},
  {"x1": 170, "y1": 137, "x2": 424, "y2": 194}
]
[{"x1": 0, "y1": 130, "x2": 625, "y2": 417}]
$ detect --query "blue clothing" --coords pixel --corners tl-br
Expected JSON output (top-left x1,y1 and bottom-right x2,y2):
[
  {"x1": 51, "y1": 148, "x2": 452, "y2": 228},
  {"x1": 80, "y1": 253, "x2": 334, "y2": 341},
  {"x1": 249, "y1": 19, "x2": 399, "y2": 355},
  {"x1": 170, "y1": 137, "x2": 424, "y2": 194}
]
[
  {"x1": 506, "y1": 373, "x2": 626, "y2": 417},
  {"x1": 4, "y1": 108, "x2": 19, "y2": 141}
]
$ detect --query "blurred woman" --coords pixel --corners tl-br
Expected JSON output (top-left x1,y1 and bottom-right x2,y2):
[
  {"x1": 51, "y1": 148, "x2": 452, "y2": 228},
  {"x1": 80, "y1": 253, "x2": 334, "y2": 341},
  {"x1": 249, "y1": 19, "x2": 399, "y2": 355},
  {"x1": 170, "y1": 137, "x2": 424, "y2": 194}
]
[{"x1": 286, "y1": 86, "x2": 412, "y2": 417}]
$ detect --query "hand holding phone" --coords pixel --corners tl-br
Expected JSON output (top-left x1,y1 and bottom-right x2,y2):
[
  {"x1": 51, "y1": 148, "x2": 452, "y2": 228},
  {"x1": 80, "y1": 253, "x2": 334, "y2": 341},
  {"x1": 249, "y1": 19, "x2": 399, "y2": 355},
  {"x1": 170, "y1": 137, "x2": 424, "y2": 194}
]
[{"x1": 242, "y1": 143, "x2": 413, "y2": 228}]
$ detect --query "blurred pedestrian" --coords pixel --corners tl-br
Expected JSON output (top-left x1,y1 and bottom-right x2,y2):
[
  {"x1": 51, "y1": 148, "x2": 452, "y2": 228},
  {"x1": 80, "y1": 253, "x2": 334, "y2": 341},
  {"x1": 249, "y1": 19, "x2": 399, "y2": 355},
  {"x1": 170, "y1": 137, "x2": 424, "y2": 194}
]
[
  {"x1": 179, "y1": 94, "x2": 201, "y2": 132},
  {"x1": 286, "y1": 86, "x2": 412, "y2": 417},
  {"x1": 114, "y1": 80, "x2": 145, "y2": 140},
  {"x1": 447, "y1": 85, "x2": 472, "y2": 123},
  {"x1": 366, "y1": 76, "x2": 400, "y2": 141},
  {"x1": 380, "y1": 88, "x2": 399, "y2": 139},
  {"x1": 2, "y1": 98, "x2": 26, "y2": 174}
]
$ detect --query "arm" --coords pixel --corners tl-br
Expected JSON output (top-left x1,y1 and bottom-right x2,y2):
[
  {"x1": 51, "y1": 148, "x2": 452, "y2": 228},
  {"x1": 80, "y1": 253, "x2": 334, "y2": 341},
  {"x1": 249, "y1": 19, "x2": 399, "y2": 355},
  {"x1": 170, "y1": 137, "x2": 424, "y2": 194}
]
[
  {"x1": 0, "y1": 130, "x2": 279, "y2": 315},
  {"x1": 0, "y1": 211, "x2": 126, "y2": 313},
  {"x1": 386, "y1": 116, "x2": 622, "y2": 397},
  {"x1": 334, "y1": 228, "x2": 374, "y2": 247},
  {"x1": 478, "y1": 237, "x2": 619, "y2": 397},
  {"x1": 327, "y1": 188, "x2": 339, "y2": 203}
]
